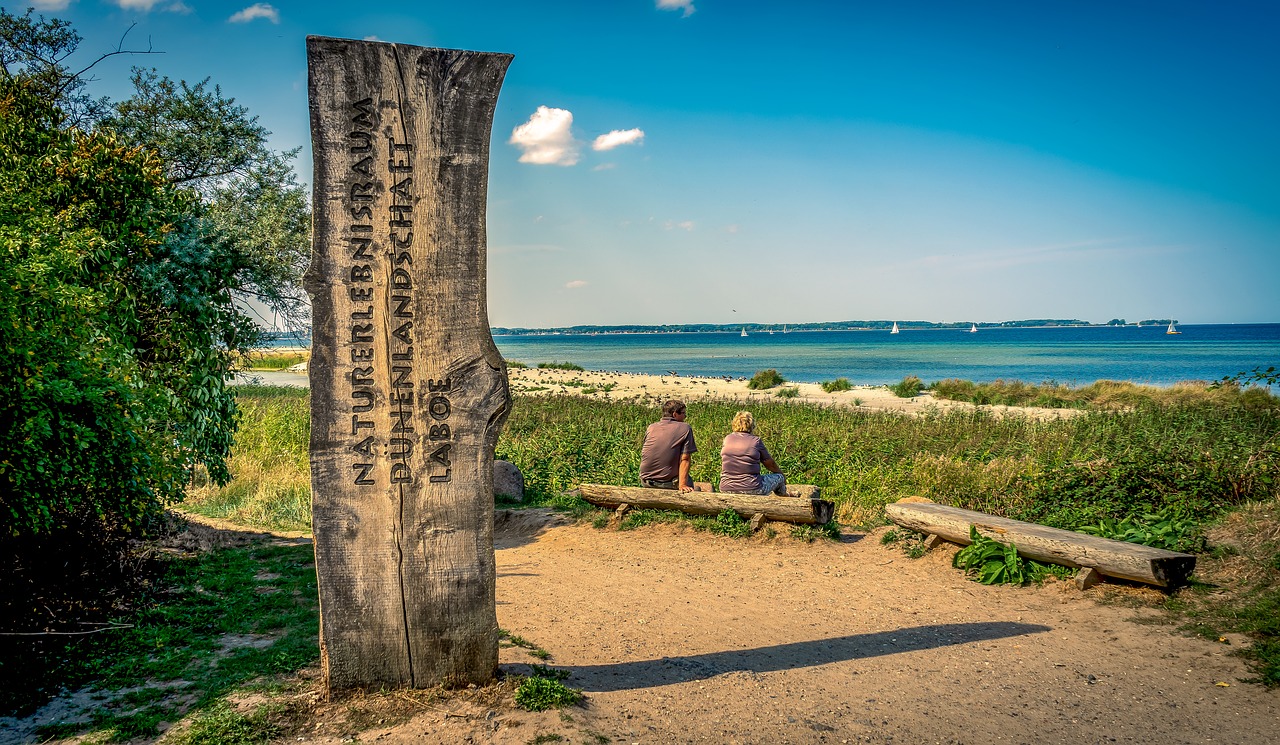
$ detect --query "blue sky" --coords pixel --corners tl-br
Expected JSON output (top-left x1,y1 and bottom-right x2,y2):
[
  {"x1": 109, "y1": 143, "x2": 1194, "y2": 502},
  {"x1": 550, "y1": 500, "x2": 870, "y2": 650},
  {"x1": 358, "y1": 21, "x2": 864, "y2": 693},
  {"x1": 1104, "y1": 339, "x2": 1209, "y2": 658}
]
[{"x1": 11, "y1": 0, "x2": 1280, "y2": 326}]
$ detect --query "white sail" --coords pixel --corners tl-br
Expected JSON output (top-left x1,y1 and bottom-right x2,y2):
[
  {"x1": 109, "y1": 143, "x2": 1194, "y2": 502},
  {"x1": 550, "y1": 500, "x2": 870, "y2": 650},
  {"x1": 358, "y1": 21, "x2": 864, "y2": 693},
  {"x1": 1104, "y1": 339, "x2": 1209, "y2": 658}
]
[
  {"x1": 969, "y1": 323, "x2": 978, "y2": 333},
  {"x1": 890, "y1": 322, "x2": 899, "y2": 334},
  {"x1": 741, "y1": 327, "x2": 748, "y2": 337}
]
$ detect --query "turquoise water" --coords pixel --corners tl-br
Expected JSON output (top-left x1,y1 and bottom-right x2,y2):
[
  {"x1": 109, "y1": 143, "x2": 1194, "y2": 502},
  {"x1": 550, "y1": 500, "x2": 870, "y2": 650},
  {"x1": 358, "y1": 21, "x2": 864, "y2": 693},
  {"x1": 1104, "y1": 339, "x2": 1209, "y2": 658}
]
[{"x1": 492, "y1": 324, "x2": 1280, "y2": 387}]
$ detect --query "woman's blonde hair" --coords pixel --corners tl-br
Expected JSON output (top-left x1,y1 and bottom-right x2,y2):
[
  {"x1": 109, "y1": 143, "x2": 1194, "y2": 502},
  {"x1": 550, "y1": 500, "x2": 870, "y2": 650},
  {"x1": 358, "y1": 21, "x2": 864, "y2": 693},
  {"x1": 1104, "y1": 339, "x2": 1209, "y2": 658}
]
[{"x1": 731, "y1": 410, "x2": 755, "y2": 433}]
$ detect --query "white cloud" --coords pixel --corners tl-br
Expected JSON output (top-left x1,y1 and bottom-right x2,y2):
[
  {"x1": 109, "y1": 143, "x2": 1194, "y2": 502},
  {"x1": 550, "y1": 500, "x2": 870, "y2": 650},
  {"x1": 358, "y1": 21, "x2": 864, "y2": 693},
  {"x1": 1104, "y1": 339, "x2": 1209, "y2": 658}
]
[
  {"x1": 592, "y1": 163, "x2": 616, "y2": 172},
  {"x1": 657, "y1": 0, "x2": 695, "y2": 17},
  {"x1": 165, "y1": 2, "x2": 193, "y2": 13},
  {"x1": 364, "y1": 35, "x2": 382, "y2": 42},
  {"x1": 663, "y1": 220, "x2": 696, "y2": 231},
  {"x1": 29, "y1": 1, "x2": 74, "y2": 10},
  {"x1": 509, "y1": 106, "x2": 579, "y2": 166},
  {"x1": 724, "y1": 224, "x2": 740, "y2": 234},
  {"x1": 112, "y1": 0, "x2": 168, "y2": 10},
  {"x1": 565, "y1": 280, "x2": 588, "y2": 289},
  {"x1": 229, "y1": 3, "x2": 280, "y2": 24},
  {"x1": 592, "y1": 128, "x2": 645, "y2": 151}
]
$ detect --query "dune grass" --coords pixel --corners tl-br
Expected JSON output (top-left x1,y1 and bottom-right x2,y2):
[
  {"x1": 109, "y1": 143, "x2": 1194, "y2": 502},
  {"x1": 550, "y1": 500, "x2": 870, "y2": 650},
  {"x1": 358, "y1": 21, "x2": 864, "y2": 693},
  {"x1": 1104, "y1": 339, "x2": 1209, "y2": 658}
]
[{"x1": 236, "y1": 350, "x2": 310, "y2": 371}]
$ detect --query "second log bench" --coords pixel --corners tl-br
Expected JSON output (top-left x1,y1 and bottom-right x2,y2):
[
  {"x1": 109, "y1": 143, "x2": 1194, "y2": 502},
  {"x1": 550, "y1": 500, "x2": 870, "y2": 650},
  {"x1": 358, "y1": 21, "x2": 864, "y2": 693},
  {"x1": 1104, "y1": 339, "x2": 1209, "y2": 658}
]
[{"x1": 885, "y1": 501, "x2": 1196, "y2": 589}]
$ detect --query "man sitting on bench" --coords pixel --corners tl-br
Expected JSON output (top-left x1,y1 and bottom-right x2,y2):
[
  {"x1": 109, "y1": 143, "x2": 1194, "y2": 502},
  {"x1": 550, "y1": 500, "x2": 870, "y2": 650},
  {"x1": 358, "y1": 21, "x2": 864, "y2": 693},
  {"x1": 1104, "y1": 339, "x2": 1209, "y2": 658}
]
[{"x1": 639, "y1": 399, "x2": 697, "y2": 492}]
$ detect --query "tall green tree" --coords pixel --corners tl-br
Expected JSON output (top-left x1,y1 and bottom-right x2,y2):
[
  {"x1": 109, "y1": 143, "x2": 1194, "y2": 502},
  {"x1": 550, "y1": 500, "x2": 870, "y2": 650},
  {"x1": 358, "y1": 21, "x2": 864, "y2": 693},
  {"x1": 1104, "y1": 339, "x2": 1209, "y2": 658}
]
[{"x1": 0, "y1": 8, "x2": 308, "y2": 602}]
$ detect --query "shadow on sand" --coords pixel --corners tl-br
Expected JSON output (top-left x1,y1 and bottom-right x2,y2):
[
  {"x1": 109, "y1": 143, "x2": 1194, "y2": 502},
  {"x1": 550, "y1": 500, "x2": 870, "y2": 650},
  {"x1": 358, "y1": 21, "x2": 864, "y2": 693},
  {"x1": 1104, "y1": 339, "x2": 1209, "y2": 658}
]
[{"x1": 559, "y1": 622, "x2": 1052, "y2": 692}]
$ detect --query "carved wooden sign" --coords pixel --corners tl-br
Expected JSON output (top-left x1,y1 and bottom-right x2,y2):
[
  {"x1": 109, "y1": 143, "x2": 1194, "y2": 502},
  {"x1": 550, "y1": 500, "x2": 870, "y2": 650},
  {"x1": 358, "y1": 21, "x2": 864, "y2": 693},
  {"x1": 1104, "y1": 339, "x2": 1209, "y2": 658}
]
[{"x1": 305, "y1": 36, "x2": 513, "y2": 690}]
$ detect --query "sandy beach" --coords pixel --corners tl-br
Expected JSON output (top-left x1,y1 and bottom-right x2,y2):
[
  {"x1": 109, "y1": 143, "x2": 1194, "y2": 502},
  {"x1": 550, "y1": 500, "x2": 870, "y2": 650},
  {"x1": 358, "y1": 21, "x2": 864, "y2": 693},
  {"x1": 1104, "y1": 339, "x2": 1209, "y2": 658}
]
[
  {"x1": 233, "y1": 364, "x2": 1078, "y2": 420},
  {"x1": 507, "y1": 366, "x2": 1078, "y2": 420}
]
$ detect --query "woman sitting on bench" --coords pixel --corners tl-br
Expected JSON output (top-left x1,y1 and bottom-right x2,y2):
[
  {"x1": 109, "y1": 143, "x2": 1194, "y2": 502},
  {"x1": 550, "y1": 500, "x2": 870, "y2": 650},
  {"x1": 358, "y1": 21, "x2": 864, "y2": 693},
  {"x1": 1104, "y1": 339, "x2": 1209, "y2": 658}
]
[{"x1": 719, "y1": 410, "x2": 788, "y2": 496}]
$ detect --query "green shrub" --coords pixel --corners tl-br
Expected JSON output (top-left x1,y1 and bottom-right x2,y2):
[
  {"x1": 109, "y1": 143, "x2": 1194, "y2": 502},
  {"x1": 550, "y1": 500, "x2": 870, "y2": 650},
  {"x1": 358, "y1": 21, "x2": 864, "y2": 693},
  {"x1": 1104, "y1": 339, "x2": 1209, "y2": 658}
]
[
  {"x1": 506, "y1": 359, "x2": 529, "y2": 369},
  {"x1": 748, "y1": 369, "x2": 786, "y2": 389},
  {"x1": 537, "y1": 361, "x2": 585, "y2": 371},
  {"x1": 775, "y1": 386, "x2": 800, "y2": 398},
  {"x1": 1076, "y1": 506, "x2": 1204, "y2": 552},
  {"x1": 821, "y1": 378, "x2": 853, "y2": 393},
  {"x1": 516, "y1": 675, "x2": 582, "y2": 711},
  {"x1": 887, "y1": 375, "x2": 924, "y2": 398}
]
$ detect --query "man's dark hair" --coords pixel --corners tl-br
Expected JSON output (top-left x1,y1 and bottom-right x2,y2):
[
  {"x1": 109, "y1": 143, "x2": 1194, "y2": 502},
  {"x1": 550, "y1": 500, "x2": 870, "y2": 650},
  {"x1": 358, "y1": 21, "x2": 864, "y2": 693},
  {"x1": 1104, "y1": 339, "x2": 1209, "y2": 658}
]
[{"x1": 662, "y1": 399, "x2": 686, "y2": 417}]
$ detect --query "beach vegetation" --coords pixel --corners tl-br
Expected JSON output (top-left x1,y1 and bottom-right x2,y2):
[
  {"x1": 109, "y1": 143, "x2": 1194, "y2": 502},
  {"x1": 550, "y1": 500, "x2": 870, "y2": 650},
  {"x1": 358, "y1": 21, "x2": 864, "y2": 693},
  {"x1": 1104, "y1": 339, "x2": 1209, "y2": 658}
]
[
  {"x1": 821, "y1": 378, "x2": 854, "y2": 393},
  {"x1": 506, "y1": 359, "x2": 529, "y2": 368},
  {"x1": 182, "y1": 385, "x2": 1280, "y2": 684},
  {"x1": 931, "y1": 377, "x2": 1280, "y2": 411},
  {"x1": 887, "y1": 375, "x2": 924, "y2": 397},
  {"x1": 237, "y1": 349, "x2": 309, "y2": 371},
  {"x1": 515, "y1": 675, "x2": 581, "y2": 712},
  {"x1": 775, "y1": 386, "x2": 800, "y2": 398},
  {"x1": 748, "y1": 369, "x2": 786, "y2": 389},
  {"x1": 537, "y1": 361, "x2": 585, "y2": 371}
]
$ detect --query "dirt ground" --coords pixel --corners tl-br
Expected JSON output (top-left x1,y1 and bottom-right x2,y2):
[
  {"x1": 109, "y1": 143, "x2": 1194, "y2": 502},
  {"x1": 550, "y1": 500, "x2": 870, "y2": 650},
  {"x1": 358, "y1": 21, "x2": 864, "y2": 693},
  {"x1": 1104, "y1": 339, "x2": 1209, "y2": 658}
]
[
  {"x1": 14, "y1": 510, "x2": 1278, "y2": 745},
  {"x1": 295, "y1": 509, "x2": 1277, "y2": 745}
]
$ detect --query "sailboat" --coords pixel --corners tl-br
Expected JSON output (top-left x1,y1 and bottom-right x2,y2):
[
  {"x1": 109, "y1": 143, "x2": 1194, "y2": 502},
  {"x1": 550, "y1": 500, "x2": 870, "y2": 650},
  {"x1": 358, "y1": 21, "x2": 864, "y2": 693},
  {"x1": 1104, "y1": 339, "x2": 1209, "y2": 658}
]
[
  {"x1": 890, "y1": 322, "x2": 900, "y2": 334},
  {"x1": 1166, "y1": 320, "x2": 1181, "y2": 335},
  {"x1": 969, "y1": 323, "x2": 978, "y2": 333},
  {"x1": 782, "y1": 324, "x2": 789, "y2": 334},
  {"x1": 740, "y1": 327, "x2": 748, "y2": 337}
]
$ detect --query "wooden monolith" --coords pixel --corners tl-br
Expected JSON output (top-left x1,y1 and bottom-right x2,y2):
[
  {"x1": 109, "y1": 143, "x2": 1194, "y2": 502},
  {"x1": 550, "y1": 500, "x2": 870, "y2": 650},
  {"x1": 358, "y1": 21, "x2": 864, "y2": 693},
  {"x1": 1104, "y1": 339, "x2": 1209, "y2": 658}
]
[{"x1": 305, "y1": 36, "x2": 513, "y2": 691}]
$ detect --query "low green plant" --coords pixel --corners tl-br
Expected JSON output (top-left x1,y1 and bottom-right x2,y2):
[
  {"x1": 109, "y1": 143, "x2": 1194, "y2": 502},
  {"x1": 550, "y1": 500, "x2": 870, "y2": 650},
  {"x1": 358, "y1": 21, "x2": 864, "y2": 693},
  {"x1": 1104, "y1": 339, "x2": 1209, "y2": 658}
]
[
  {"x1": 821, "y1": 378, "x2": 853, "y2": 393},
  {"x1": 506, "y1": 359, "x2": 529, "y2": 369},
  {"x1": 952, "y1": 526, "x2": 1073, "y2": 585},
  {"x1": 499, "y1": 630, "x2": 552, "y2": 660},
  {"x1": 790, "y1": 521, "x2": 842, "y2": 543},
  {"x1": 582, "y1": 387, "x2": 598, "y2": 395},
  {"x1": 887, "y1": 375, "x2": 924, "y2": 398},
  {"x1": 748, "y1": 369, "x2": 786, "y2": 389},
  {"x1": 775, "y1": 386, "x2": 800, "y2": 398},
  {"x1": 166, "y1": 701, "x2": 283, "y2": 745},
  {"x1": 1076, "y1": 507, "x2": 1205, "y2": 552},
  {"x1": 691, "y1": 509, "x2": 753, "y2": 538},
  {"x1": 538, "y1": 361, "x2": 585, "y2": 371},
  {"x1": 880, "y1": 528, "x2": 901, "y2": 545},
  {"x1": 528, "y1": 664, "x2": 571, "y2": 681},
  {"x1": 953, "y1": 526, "x2": 1027, "y2": 584},
  {"x1": 515, "y1": 676, "x2": 582, "y2": 712}
]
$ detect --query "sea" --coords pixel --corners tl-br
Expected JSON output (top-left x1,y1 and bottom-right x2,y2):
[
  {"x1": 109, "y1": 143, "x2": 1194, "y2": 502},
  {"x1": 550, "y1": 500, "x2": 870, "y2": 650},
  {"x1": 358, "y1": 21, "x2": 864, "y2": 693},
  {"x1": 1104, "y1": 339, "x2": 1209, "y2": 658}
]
[{"x1": 262, "y1": 324, "x2": 1280, "y2": 388}]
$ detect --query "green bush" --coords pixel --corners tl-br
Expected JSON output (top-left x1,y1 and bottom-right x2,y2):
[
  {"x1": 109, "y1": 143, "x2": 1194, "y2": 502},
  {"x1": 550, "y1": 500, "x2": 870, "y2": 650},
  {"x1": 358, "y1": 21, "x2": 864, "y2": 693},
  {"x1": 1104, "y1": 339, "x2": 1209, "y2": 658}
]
[
  {"x1": 516, "y1": 675, "x2": 582, "y2": 711},
  {"x1": 748, "y1": 369, "x2": 786, "y2": 389},
  {"x1": 821, "y1": 378, "x2": 853, "y2": 393},
  {"x1": 775, "y1": 386, "x2": 800, "y2": 398},
  {"x1": 537, "y1": 361, "x2": 585, "y2": 371},
  {"x1": 887, "y1": 375, "x2": 924, "y2": 398},
  {"x1": 506, "y1": 359, "x2": 529, "y2": 368}
]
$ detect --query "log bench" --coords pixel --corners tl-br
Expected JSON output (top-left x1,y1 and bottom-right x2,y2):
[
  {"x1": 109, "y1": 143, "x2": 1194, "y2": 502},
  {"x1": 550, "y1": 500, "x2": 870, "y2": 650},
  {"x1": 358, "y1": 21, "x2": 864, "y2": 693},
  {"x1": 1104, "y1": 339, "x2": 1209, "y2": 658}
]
[
  {"x1": 885, "y1": 501, "x2": 1196, "y2": 589},
  {"x1": 578, "y1": 484, "x2": 834, "y2": 528}
]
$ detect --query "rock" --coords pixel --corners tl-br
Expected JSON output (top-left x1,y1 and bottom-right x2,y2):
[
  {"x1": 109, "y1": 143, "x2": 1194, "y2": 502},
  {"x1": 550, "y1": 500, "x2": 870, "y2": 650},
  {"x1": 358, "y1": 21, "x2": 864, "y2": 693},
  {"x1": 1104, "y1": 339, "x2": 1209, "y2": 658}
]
[{"x1": 494, "y1": 460, "x2": 524, "y2": 502}]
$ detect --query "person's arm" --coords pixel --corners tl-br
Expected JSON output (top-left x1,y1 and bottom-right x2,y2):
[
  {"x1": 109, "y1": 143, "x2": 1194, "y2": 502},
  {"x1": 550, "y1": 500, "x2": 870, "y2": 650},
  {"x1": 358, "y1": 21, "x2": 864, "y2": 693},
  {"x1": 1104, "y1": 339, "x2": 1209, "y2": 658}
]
[
  {"x1": 678, "y1": 452, "x2": 693, "y2": 492},
  {"x1": 761, "y1": 456, "x2": 782, "y2": 474}
]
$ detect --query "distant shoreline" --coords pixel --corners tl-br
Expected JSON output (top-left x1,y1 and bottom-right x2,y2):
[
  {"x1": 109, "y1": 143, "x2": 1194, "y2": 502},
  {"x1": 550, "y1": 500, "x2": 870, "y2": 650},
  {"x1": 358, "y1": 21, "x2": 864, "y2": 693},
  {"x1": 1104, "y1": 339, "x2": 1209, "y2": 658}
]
[{"x1": 490, "y1": 318, "x2": 1180, "y2": 336}]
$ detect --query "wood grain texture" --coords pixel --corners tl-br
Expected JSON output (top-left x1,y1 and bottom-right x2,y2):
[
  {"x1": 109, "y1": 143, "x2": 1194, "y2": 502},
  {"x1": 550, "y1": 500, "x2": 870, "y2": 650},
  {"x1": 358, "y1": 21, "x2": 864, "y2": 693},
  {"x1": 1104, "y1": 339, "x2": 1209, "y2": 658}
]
[
  {"x1": 305, "y1": 36, "x2": 512, "y2": 690},
  {"x1": 579, "y1": 484, "x2": 834, "y2": 524},
  {"x1": 885, "y1": 502, "x2": 1196, "y2": 588}
]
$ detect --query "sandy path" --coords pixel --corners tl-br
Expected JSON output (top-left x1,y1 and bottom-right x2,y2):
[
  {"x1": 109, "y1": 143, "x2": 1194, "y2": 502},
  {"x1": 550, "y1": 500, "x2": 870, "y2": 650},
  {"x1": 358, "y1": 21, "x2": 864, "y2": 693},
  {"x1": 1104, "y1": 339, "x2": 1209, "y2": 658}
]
[{"x1": 340, "y1": 514, "x2": 1279, "y2": 744}]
